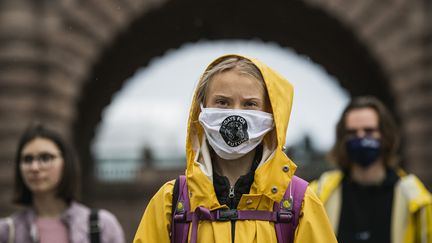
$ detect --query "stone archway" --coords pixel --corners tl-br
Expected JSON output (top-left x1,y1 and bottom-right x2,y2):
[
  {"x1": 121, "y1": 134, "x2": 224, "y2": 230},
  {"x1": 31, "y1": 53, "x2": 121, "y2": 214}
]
[{"x1": 74, "y1": 0, "x2": 427, "y2": 189}]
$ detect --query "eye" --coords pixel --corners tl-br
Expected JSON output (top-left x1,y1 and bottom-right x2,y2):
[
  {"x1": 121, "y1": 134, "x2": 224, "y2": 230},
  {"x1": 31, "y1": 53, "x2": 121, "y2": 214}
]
[
  {"x1": 215, "y1": 99, "x2": 228, "y2": 107},
  {"x1": 364, "y1": 127, "x2": 379, "y2": 135},
  {"x1": 39, "y1": 153, "x2": 55, "y2": 163},
  {"x1": 244, "y1": 101, "x2": 258, "y2": 107},
  {"x1": 21, "y1": 155, "x2": 34, "y2": 164},
  {"x1": 345, "y1": 129, "x2": 357, "y2": 137},
  {"x1": 244, "y1": 100, "x2": 261, "y2": 110}
]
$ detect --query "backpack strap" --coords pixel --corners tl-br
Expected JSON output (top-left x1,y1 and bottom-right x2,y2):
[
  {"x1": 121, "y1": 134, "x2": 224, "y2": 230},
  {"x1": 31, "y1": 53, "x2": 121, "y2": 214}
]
[
  {"x1": 273, "y1": 175, "x2": 309, "y2": 243},
  {"x1": 89, "y1": 208, "x2": 100, "y2": 243},
  {"x1": 6, "y1": 217, "x2": 15, "y2": 243},
  {"x1": 171, "y1": 175, "x2": 308, "y2": 243},
  {"x1": 171, "y1": 175, "x2": 190, "y2": 243}
]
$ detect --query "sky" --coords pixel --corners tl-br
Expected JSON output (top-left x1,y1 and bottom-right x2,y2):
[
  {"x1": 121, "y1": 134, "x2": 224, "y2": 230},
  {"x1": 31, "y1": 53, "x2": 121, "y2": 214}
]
[{"x1": 91, "y1": 40, "x2": 350, "y2": 161}]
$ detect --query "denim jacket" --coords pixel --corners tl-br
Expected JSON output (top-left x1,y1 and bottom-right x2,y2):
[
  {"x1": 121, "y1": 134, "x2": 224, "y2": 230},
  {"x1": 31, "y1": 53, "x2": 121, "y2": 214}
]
[{"x1": 0, "y1": 202, "x2": 125, "y2": 243}]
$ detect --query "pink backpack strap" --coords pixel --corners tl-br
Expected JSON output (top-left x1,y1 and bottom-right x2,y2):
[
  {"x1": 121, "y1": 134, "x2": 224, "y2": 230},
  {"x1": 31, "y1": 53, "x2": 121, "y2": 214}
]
[
  {"x1": 273, "y1": 175, "x2": 309, "y2": 243},
  {"x1": 171, "y1": 175, "x2": 190, "y2": 243}
]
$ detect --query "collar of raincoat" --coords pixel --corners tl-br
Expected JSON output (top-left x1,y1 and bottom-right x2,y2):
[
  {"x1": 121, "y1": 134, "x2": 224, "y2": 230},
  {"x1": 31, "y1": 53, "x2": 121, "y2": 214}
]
[{"x1": 185, "y1": 54, "x2": 297, "y2": 211}]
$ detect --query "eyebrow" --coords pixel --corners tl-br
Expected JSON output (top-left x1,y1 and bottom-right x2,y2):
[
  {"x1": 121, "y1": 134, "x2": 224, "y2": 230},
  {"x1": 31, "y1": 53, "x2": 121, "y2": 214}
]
[
  {"x1": 243, "y1": 97, "x2": 263, "y2": 101},
  {"x1": 21, "y1": 150, "x2": 59, "y2": 155},
  {"x1": 211, "y1": 95, "x2": 232, "y2": 101},
  {"x1": 212, "y1": 94, "x2": 229, "y2": 98},
  {"x1": 345, "y1": 127, "x2": 379, "y2": 133},
  {"x1": 212, "y1": 94, "x2": 263, "y2": 100}
]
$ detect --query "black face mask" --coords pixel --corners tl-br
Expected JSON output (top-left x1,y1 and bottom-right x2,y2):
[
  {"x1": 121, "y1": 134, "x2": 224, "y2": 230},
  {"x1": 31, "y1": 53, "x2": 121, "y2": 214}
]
[{"x1": 346, "y1": 137, "x2": 381, "y2": 168}]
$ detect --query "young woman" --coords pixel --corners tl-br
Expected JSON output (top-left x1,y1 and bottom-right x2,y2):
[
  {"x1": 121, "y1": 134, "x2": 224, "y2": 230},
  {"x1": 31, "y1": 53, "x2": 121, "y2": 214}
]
[
  {"x1": 133, "y1": 54, "x2": 337, "y2": 242},
  {"x1": 0, "y1": 125, "x2": 125, "y2": 243}
]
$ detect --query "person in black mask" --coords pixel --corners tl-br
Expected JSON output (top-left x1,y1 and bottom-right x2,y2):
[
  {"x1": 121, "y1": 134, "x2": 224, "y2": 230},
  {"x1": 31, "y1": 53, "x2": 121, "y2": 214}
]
[{"x1": 311, "y1": 96, "x2": 432, "y2": 243}]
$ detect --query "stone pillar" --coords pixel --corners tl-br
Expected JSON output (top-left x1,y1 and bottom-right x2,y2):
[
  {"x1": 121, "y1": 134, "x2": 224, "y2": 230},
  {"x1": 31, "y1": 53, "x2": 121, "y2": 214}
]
[{"x1": 0, "y1": 0, "x2": 78, "y2": 215}]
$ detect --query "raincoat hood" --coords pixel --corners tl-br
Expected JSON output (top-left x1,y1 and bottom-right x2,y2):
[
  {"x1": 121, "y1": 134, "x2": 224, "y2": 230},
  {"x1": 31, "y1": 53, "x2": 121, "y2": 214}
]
[
  {"x1": 185, "y1": 54, "x2": 297, "y2": 210},
  {"x1": 133, "y1": 56, "x2": 340, "y2": 242}
]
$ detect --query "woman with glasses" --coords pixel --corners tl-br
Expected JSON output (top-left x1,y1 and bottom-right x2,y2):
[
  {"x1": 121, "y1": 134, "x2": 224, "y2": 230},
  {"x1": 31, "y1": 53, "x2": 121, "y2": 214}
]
[
  {"x1": 0, "y1": 124, "x2": 125, "y2": 243},
  {"x1": 311, "y1": 96, "x2": 432, "y2": 243}
]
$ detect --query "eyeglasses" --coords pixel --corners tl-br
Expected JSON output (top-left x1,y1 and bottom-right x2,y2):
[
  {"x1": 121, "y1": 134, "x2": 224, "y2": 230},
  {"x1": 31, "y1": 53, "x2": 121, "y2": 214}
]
[
  {"x1": 20, "y1": 152, "x2": 59, "y2": 169},
  {"x1": 345, "y1": 127, "x2": 380, "y2": 137}
]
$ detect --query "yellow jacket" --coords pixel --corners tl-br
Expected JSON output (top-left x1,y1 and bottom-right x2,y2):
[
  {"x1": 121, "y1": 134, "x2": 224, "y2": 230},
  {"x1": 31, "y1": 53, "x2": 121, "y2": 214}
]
[
  {"x1": 310, "y1": 170, "x2": 432, "y2": 243},
  {"x1": 134, "y1": 55, "x2": 337, "y2": 243}
]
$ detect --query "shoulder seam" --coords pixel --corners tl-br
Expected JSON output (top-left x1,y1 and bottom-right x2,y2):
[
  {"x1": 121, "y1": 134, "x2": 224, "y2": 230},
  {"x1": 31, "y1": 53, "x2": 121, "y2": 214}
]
[
  {"x1": 316, "y1": 170, "x2": 343, "y2": 203},
  {"x1": 398, "y1": 174, "x2": 432, "y2": 211}
]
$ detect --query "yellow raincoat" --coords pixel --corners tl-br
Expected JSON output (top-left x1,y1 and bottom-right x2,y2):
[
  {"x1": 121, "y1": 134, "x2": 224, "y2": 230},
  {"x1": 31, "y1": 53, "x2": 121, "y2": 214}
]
[
  {"x1": 310, "y1": 170, "x2": 432, "y2": 243},
  {"x1": 134, "y1": 55, "x2": 337, "y2": 243}
]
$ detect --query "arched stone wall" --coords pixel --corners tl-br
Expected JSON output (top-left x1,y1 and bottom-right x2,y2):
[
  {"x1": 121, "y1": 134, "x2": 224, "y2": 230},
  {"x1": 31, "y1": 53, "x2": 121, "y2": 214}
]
[
  {"x1": 74, "y1": 0, "x2": 396, "y2": 188},
  {"x1": 0, "y1": 0, "x2": 169, "y2": 215},
  {"x1": 1, "y1": 0, "x2": 431, "y2": 239},
  {"x1": 304, "y1": 0, "x2": 432, "y2": 185}
]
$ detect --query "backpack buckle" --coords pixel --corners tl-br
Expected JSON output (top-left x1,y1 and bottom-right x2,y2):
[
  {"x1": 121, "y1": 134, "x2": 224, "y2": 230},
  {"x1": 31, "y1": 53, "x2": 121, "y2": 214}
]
[
  {"x1": 277, "y1": 210, "x2": 293, "y2": 223},
  {"x1": 173, "y1": 212, "x2": 187, "y2": 222},
  {"x1": 216, "y1": 209, "x2": 238, "y2": 221},
  {"x1": 89, "y1": 221, "x2": 100, "y2": 233}
]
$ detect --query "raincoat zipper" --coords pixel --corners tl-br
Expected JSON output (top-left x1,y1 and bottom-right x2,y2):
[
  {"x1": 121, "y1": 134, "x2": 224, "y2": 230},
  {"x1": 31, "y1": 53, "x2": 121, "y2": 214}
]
[
  {"x1": 228, "y1": 185, "x2": 235, "y2": 243},
  {"x1": 228, "y1": 186, "x2": 235, "y2": 199}
]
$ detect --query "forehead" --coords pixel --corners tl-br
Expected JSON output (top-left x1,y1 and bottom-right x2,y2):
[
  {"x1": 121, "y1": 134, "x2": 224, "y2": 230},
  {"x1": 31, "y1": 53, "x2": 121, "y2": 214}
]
[
  {"x1": 207, "y1": 70, "x2": 265, "y2": 94},
  {"x1": 345, "y1": 107, "x2": 379, "y2": 128},
  {"x1": 22, "y1": 137, "x2": 60, "y2": 154}
]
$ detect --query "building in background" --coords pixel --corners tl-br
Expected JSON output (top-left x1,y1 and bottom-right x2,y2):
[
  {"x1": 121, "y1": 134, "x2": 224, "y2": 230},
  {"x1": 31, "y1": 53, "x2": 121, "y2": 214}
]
[{"x1": 1, "y1": 0, "x2": 431, "y2": 241}]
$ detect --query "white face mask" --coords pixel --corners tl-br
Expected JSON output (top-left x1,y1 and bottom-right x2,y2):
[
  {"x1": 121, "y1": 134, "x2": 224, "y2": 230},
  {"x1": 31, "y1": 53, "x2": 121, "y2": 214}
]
[{"x1": 198, "y1": 106, "x2": 274, "y2": 160}]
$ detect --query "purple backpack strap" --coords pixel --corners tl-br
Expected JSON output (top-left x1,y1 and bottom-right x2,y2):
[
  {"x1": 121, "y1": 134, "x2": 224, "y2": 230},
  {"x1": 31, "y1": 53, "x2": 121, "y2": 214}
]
[
  {"x1": 171, "y1": 175, "x2": 308, "y2": 243},
  {"x1": 273, "y1": 175, "x2": 309, "y2": 243},
  {"x1": 171, "y1": 175, "x2": 190, "y2": 243}
]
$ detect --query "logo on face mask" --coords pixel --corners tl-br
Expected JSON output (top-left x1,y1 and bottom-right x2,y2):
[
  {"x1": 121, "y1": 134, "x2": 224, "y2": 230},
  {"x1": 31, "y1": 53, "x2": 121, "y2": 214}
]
[
  {"x1": 346, "y1": 137, "x2": 381, "y2": 168},
  {"x1": 219, "y1": 115, "x2": 249, "y2": 147},
  {"x1": 199, "y1": 106, "x2": 274, "y2": 160}
]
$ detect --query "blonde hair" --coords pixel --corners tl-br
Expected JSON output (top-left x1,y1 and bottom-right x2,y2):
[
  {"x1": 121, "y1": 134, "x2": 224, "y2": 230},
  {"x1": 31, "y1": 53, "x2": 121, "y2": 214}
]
[{"x1": 196, "y1": 56, "x2": 265, "y2": 105}]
